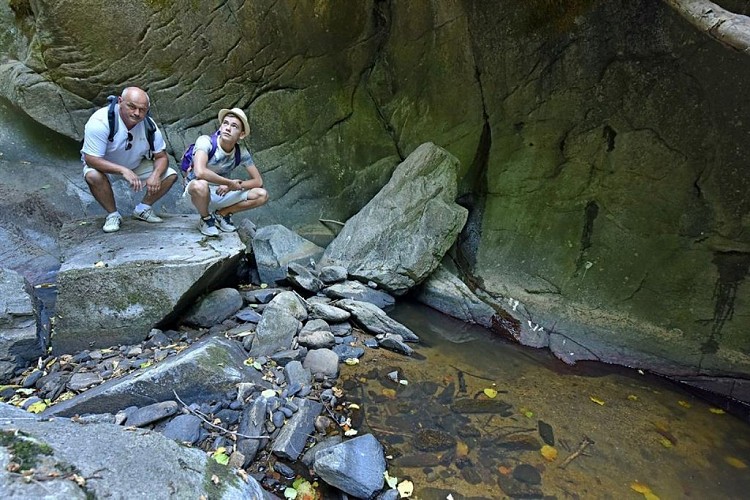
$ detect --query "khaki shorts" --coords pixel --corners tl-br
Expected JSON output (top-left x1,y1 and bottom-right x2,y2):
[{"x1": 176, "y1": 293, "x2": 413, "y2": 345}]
[
  {"x1": 82, "y1": 161, "x2": 178, "y2": 181},
  {"x1": 182, "y1": 180, "x2": 250, "y2": 211}
]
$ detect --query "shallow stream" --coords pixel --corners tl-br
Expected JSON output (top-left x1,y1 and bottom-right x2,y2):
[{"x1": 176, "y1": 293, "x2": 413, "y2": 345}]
[{"x1": 338, "y1": 302, "x2": 750, "y2": 499}]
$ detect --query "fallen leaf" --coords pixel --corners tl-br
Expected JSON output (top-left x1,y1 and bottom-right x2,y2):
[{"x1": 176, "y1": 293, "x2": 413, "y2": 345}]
[
  {"x1": 382, "y1": 388, "x2": 397, "y2": 399},
  {"x1": 94, "y1": 261, "x2": 106, "y2": 268},
  {"x1": 344, "y1": 429, "x2": 358, "y2": 437},
  {"x1": 456, "y1": 440, "x2": 469, "y2": 458},
  {"x1": 484, "y1": 388, "x2": 498, "y2": 398},
  {"x1": 384, "y1": 471, "x2": 398, "y2": 489},
  {"x1": 284, "y1": 487, "x2": 298, "y2": 499},
  {"x1": 709, "y1": 408, "x2": 725, "y2": 415},
  {"x1": 658, "y1": 437, "x2": 673, "y2": 448},
  {"x1": 497, "y1": 465, "x2": 512, "y2": 475},
  {"x1": 211, "y1": 474, "x2": 220, "y2": 485},
  {"x1": 27, "y1": 401, "x2": 47, "y2": 414},
  {"x1": 541, "y1": 445, "x2": 558, "y2": 461},
  {"x1": 397, "y1": 479, "x2": 414, "y2": 497},
  {"x1": 677, "y1": 400, "x2": 691, "y2": 408},
  {"x1": 344, "y1": 358, "x2": 359, "y2": 366},
  {"x1": 628, "y1": 395, "x2": 638, "y2": 401},
  {"x1": 725, "y1": 456, "x2": 747, "y2": 469},
  {"x1": 348, "y1": 403, "x2": 360, "y2": 410},
  {"x1": 589, "y1": 396, "x2": 605, "y2": 406}
]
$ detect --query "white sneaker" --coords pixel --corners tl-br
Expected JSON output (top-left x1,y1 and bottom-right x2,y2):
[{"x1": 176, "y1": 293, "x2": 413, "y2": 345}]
[
  {"x1": 103, "y1": 213, "x2": 122, "y2": 233},
  {"x1": 133, "y1": 207, "x2": 163, "y2": 223},
  {"x1": 213, "y1": 212, "x2": 237, "y2": 232},
  {"x1": 199, "y1": 216, "x2": 220, "y2": 237}
]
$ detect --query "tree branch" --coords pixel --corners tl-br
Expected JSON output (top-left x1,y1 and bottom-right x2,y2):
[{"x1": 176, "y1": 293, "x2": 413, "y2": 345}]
[{"x1": 663, "y1": 0, "x2": 750, "y2": 54}]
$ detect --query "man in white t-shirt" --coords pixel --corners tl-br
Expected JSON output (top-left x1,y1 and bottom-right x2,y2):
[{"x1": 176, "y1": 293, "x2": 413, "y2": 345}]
[
  {"x1": 81, "y1": 87, "x2": 178, "y2": 233},
  {"x1": 184, "y1": 108, "x2": 268, "y2": 237}
]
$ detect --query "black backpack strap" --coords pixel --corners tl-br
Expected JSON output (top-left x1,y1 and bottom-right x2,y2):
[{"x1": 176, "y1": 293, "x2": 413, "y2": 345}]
[
  {"x1": 144, "y1": 115, "x2": 157, "y2": 153},
  {"x1": 106, "y1": 95, "x2": 118, "y2": 143},
  {"x1": 234, "y1": 145, "x2": 241, "y2": 167}
]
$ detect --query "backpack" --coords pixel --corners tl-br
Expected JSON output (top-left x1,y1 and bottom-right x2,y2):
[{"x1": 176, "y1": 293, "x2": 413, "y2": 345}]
[
  {"x1": 179, "y1": 130, "x2": 241, "y2": 179},
  {"x1": 106, "y1": 95, "x2": 157, "y2": 153}
]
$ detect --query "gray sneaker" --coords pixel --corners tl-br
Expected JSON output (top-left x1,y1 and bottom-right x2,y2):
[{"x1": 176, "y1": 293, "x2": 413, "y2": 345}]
[
  {"x1": 199, "y1": 216, "x2": 220, "y2": 237},
  {"x1": 213, "y1": 212, "x2": 237, "y2": 232},
  {"x1": 133, "y1": 207, "x2": 163, "y2": 223},
  {"x1": 103, "y1": 213, "x2": 122, "y2": 233}
]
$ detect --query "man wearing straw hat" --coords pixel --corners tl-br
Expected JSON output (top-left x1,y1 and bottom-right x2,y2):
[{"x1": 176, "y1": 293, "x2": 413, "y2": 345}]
[{"x1": 183, "y1": 107, "x2": 268, "y2": 236}]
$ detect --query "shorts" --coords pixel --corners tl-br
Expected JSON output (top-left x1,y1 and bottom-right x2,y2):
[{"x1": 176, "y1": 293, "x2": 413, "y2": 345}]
[
  {"x1": 82, "y1": 161, "x2": 178, "y2": 181},
  {"x1": 182, "y1": 180, "x2": 250, "y2": 211}
]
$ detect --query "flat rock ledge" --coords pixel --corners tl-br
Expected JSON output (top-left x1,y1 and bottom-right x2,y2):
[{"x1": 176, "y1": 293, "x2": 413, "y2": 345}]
[{"x1": 54, "y1": 215, "x2": 245, "y2": 354}]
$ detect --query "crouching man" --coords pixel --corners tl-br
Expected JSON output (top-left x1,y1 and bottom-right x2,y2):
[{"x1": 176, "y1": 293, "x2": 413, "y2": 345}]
[{"x1": 184, "y1": 108, "x2": 268, "y2": 236}]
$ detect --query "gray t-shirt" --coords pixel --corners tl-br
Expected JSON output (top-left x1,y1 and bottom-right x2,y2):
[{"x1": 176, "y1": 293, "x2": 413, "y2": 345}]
[{"x1": 193, "y1": 134, "x2": 254, "y2": 179}]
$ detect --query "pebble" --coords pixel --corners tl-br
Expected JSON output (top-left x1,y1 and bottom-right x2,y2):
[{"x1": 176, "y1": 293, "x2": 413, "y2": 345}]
[
  {"x1": 272, "y1": 411, "x2": 285, "y2": 428},
  {"x1": 513, "y1": 463, "x2": 542, "y2": 485},
  {"x1": 22, "y1": 369, "x2": 43, "y2": 388},
  {"x1": 273, "y1": 462, "x2": 295, "y2": 479}
]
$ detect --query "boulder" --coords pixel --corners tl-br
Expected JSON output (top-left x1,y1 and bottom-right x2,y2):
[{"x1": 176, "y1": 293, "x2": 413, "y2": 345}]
[
  {"x1": 320, "y1": 143, "x2": 468, "y2": 295},
  {"x1": 0, "y1": 403, "x2": 270, "y2": 499},
  {"x1": 251, "y1": 225, "x2": 325, "y2": 286},
  {"x1": 322, "y1": 280, "x2": 395, "y2": 309},
  {"x1": 0, "y1": 268, "x2": 47, "y2": 382},
  {"x1": 335, "y1": 299, "x2": 418, "y2": 342},
  {"x1": 415, "y1": 264, "x2": 498, "y2": 329},
  {"x1": 184, "y1": 288, "x2": 244, "y2": 328},
  {"x1": 314, "y1": 433, "x2": 386, "y2": 499},
  {"x1": 43, "y1": 336, "x2": 257, "y2": 418},
  {"x1": 53, "y1": 215, "x2": 245, "y2": 354}
]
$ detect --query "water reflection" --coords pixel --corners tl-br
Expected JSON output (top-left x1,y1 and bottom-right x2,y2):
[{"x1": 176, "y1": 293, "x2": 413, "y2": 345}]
[{"x1": 339, "y1": 302, "x2": 750, "y2": 499}]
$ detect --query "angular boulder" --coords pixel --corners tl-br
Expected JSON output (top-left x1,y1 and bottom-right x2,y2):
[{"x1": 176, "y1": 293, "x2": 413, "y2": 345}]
[
  {"x1": 251, "y1": 225, "x2": 325, "y2": 286},
  {"x1": 314, "y1": 433, "x2": 386, "y2": 498},
  {"x1": 320, "y1": 143, "x2": 468, "y2": 295},
  {"x1": 43, "y1": 336, "x2": 256, "y2": 418},
  {"x1": 415, "y1": 263, "x2": 498, "y2": 329},
  {"x1": 0, "y1": 268, "x2": 47, "y2": 382},
  {"x1": 53, "y1": 215, "x2": 245, "y2": 354}
]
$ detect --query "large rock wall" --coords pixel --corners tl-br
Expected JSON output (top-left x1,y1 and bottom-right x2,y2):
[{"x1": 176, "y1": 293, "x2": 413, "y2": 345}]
[{"x1": 0, "y1": 1, "x2": 747, "y2": 395}]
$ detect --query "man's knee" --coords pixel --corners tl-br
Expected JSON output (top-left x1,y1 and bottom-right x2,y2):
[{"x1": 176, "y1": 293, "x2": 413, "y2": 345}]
[
  {"x1": 84, "y1": 169, "x2": 108, "y2": 187},
  {"x1": 187, "y1": 179, "x2": 209, "y2": 195},
  {"x1": 249, "y1": 188, "x2": 268, "y2": 205}
]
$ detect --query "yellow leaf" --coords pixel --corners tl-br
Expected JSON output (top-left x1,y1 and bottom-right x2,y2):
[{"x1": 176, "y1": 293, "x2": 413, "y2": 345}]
[
  {"x1": 677, "y1": 400, "x2": 691, "y2": 408},
  {"x1": 344, "y1": 358, "x2": 359, "y2": 366},
  {"x1": 589, "y1": 396, "x2": 605, "y2": 406},
  {"x1": 630, "y1": 482, "x2": 660, "y2": 500},
  {"x1": 540, "y1": 445, "x2": 558, "y2": 461},
  {"x1": 483, "y1": 388, "x2": 498, "y2": 398},
  {"x1": 725, "y1": 456, "x2": 747, "y2": 469},
  {"x1": 348, "y1": 403, "x2": 360, "y2": 410},
  {"x1": 27, "y1": 401, "x2": 47, "y2": 414},
  {"x1": 659, "y1": 437, "x2": 673, "y2": 448},
  {"x1": 456, "y1": 440, "x2": 469, "y2": 458},
  {"x1": 628, "y1": 395, "x2": 638, "y2": 401},
  {"x1": 709, "y1": 407, "x2": 725, "y2": 414},
  {"x1": 382, "y1": 388, "x2": 397, "y2": 399}
]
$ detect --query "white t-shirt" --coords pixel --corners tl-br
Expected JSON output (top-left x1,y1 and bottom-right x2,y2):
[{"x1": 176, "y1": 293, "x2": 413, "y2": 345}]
[
  {"x1": 80, "y1": 104, "x2": 166, "y2": 169},
  {"x1": 193, "y1": 134, "x2": 254, "y2": 178}
]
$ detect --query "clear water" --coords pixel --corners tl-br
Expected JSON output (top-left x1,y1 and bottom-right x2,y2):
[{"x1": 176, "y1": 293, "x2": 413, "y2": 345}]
[{"x1": 338, "y1": 302, "x2": 750, "y2": 499}]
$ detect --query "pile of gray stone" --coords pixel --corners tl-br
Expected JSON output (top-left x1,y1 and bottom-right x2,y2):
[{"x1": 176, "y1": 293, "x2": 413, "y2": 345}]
[{"x1": 1, "y1": 143, "x2": 486, "y2": 499}]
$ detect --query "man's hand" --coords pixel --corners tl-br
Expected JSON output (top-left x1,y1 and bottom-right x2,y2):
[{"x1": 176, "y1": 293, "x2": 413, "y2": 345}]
[
  {"x1": 217, "y1": 179, "x2": 243, "y2": 195},
  {"x1": 145, "y1": 173, "x2": 162, "y2": 195},
  {"x1": 122, "y1": 168, "x2": 143, "y2": 192}
]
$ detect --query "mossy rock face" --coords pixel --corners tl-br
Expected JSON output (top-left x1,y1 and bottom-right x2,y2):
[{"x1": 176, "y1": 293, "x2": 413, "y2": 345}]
[{"x1": 0, "y1": 429, "x2": 53, "y2": 471}]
